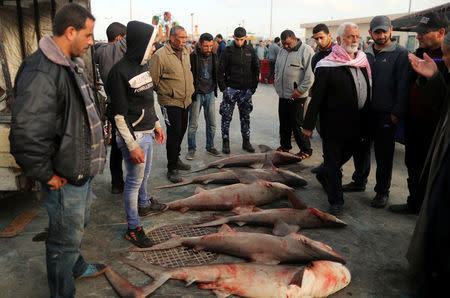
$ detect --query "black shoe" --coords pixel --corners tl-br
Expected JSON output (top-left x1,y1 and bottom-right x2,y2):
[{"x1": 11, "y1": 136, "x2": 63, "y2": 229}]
[
  {"x1": 389, "y1": 203, "x2": 419, "y2": 214},
  {"x1": 138, "y1": 197, "x2": 168, "y2": 216},
  {"x1": 222, "y1": 138, "x2": 230, "y2": 154},
  {"x1": 311, "y1": 163, "x2": 324, "y2": 174},
  {"x1": 125, "y1": 227, "x2": 153, "y2": 248},
  {"x1": 111, "y1": 183, "x2": 124, "y2": 194},
  {"x1": 177, "y1": 158, "x2": 191, "y2": 170},
  {"x1": 242, "y1": 138, "x2": 255, "y2": 153},
  {"x1": 167, "y1": 169, "x2": 182, "y2": 183},
  {"x1": 329, "y1": 204, "x2": 343, "y2": 216},
  {"x1": 316, "y1": 173, "x2": 327, "y2": 191},
  {"x1": 371, "y1": 193, "x2": 389, "y2": 208},
  {"x1": 342, "y1": 182, "x2": 366, "y2": 192},
  {"x1": 207, "y1": 147, "x2": 221, "y2": 157}
]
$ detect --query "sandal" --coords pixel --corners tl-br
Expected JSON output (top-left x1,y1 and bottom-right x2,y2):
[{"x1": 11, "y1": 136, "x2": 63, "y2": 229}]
[
  {"x1": 296, "y1": 151, "x2": 311, "y2": 160},
  {"x1": 276, "y1": 146, "x2": 290, "y2": 153}
]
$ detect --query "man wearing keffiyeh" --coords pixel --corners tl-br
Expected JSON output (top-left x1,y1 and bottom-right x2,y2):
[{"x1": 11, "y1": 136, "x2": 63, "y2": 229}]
[{"x1": 302, "y1": 22, "x2": 371, "y2": 216}]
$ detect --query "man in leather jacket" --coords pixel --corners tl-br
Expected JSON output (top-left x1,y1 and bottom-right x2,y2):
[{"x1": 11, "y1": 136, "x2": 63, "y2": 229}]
[{"x1": 9, "y1": 4, "x2": 107, "y2": 297}]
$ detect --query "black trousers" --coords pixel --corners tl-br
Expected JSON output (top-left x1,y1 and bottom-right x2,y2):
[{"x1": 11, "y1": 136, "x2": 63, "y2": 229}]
[
  {"x1": 404, "y1": 116, "x2": 439, "y2": 210},
  {"x1": 165, "y1": 106, "x2": 189, "y2": 171},
  {"x1": 320, "y1": 138, "x2": 359, "y2": 205},
  {"x1": 110, "y1": 123, "x2": 124, "y2": 187},
  {"x1": 372, "y1": 112, "x2": 397, "y2": 195},
  {"x1": 350, "y1": 136, "x2": 371, "y2": 186},
  {"x1": 278, "y1": 97, "x2": 312, "y2": 154}
]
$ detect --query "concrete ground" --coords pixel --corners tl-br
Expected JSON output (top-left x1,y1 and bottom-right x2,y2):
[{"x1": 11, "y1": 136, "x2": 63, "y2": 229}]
[{"x1": 0, "y1": 84, "x2": 419, "y2": 297}]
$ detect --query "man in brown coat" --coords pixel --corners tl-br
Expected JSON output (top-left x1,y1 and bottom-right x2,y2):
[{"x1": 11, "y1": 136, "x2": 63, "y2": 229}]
[{"x1": 150, "y1": 26, "x2": 195, "y2": 183}]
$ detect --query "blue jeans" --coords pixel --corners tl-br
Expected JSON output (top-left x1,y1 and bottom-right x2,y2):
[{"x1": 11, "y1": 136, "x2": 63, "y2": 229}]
[
  {"x1": 44, "y1": 179, "x2": 93, "y2": 298},
  {"x1": 116, "y1": 132, "x2": 153, "y2": 229},
  {"x1": 187, "y1": 92, "x2": 216, "y2": 151}
]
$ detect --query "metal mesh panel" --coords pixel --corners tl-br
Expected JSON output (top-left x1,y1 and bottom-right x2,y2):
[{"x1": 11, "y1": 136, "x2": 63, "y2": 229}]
[{"x1": 133, "y1": 224, "x2": 218, "y2": 268}]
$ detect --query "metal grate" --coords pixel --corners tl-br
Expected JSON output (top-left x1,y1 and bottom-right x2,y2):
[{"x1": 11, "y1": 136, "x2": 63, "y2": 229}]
[{"x1": 133, "y1": 224, "x2": 219, "y2": 268}]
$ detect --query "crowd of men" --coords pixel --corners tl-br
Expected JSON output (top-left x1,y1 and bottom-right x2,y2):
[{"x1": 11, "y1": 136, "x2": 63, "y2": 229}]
[{"x1": 7, "y1": 2, "x2": 450, "y2": 297}]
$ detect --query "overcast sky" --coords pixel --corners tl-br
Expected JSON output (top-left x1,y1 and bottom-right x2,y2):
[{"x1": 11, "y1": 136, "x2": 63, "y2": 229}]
[{"x1": 91, "y1": 0, "x2": 448, "y2": 40}]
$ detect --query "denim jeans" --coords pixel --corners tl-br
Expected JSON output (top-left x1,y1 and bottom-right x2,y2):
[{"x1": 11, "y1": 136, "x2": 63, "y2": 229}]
[
  {"x1": 44, "y1": 179, "x2": 93, "y2": 298},
  {"x1": 116, "y1": 132, "x2": 153, "y2": 229},
  {"x1": 188, "y1": 92, "x2": 216, "y2": 151}
]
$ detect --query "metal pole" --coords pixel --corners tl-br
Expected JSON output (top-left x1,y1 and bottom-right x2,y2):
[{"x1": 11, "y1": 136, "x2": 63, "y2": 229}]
[
  {"x1": 191, "y1": 13, "x2": 194, "y2": 41},
  {"x1": 130, "y1": 0, "x2": 132, "y2": 20},
  {"x1": 269, "y1": 0, "x2": 273, "y2": 40},
  {"x1": 408, "y1": 0, "x2": 412, "y2": 13}
]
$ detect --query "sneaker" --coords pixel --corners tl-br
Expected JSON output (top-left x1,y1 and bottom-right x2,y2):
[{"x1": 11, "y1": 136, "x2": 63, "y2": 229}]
[
  {"x1": 388, "y1": 203, "x2": 419, "y2": 214},
  {"x1": 207, "y1": 147, "x2": 221, "y2": 157},
  {"x1": 75, "y1": 263, "x2": 108, "y2": 281},
  {"x1": 342, "y1": 182, "x2": 366, "y2": 192},
  {"x1": 167, "y1": 169, "x2": 182, "y2": 183},
  {"x1": 125, "y1": 227, "x2": 153, "y2": 248},
  {"x1": 371, "y1": 193, "x2": 389, "y2": 208},
  {"x1": 329, "y1": 204, "x2": 343, "y2": 216},
  {"x1": 186, "y1": 149, "x2": 195, "y2": 160},
  {"x1": 177, "y1": 158, "x2": 191, "y2": 170},
  {"x1": 311, "y1": 163, "x2": 324, "y2": 174},
  {"x1": 138, "y1": 197, "x2": 168, "y2": 216}
]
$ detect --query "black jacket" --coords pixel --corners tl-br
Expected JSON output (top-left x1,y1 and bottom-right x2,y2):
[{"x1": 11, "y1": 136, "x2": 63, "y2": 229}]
[
  {"x1": 190, "y1": 47, "x2": 224, "y2": 99},
  {"x1": 218, "y1": 40, "x2": 260, "y2": 92},
  {"x1": 303, "y1": 66, "x2": 371, "y2": 140},
  {"x1": 10, "y1": 38, "x2": 93, "y2": 185},
  {"x1": 365, "y1": 42, "x2": 411, "y2": 118},
  {"x1": 106, "y1": 21, "x2": 158, "y2": 136}
]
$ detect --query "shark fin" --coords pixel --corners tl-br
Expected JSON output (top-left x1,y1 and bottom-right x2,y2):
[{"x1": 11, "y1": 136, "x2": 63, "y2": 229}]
[
  {"x1": 195, "y1": 186, "x2": 206, "y2": 194},
  {"x1": 258, "y1": 144, "x2": 273, "y2": 153},
  {"x1": 218, "y1": 224, "x2": 234, "y2": 233},
  {"x1": 289, "y1": 268, "x2": 305, "y2": 288},
  {"x1": 236, "y1": 221, "x2": 246, "y2": 226},
  {"x1": 232, "y1": 169, "x2": 259, "y2": 184},
  {"x1": 286, "y1": 190, "x2": 308, "y2": 210},
  {"x1": 104, "y1": 266, "x2": 157, "y2": 298},
  {"x1": 231, "y1": 205, "x2": 255, "y2": 215},
  {"x1": 273, "y1": 220, "x2": 301, "y2": 236},
  {"x1": 261, "y1": 151, "x2": 277, "y2": 169}
]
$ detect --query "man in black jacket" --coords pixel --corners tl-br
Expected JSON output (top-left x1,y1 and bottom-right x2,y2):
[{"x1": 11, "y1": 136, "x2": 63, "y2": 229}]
[
  {"x1": 9, "y1": 4, "x2": 107, "y2": 297},
  {"x1": 186, "y1": 33, "x2": 224, "y2": 160},
  {"x1": 218, "y1": 27, "x2": 260, "y2": 154},
  {"x1": 343, "y1": 16, "x2": 411, "y2": 209},
  {"x1": 94, "y1": 22, "x2": 127, "y2": 194},
  {"x1": 302, "y1": 22, "x2": 371, "y2": 215},
  {"x1": 107, "y1": 21, "x2": 167, "y2": 248}
]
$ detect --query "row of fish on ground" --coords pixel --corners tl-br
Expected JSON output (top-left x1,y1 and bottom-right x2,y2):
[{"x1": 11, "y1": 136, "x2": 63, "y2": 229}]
[{"x1": 105, "y1": 146, "x2": 352, "y2": 297}]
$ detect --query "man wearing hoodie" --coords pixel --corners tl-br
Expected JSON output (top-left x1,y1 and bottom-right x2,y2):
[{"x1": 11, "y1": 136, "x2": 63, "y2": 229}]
[
  {"x1": 9, "y1": 4, "x2": 107, "y2": 297},
  {"x1": 218, "y1": 27, "x2": 260, "y2": 154},
  {"x1": 94, "y1": 22, "x2": 127, "y2": 195},
  {"x1": 343, "y1": 16, "x2": 411, "y2": 209},
  {"x1": 150, "y1": 26, "x2": 195, "y2": 183},
  {"x1": 107, "y1": 21, "x2": 167, "y2": 248}
]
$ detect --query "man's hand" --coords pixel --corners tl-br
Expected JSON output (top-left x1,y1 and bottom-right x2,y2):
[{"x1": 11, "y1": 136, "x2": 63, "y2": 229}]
[
  {"x1": 47, "y1": 174, "x2": 67, "y2": 190},
  {"x1": 291, "y1": 88, "x2": 302, "y2": 99},
  {"x1": 154, "y1": 127, "x2": 166, "y2": 144},
  {"x1": 409, "y1": 53, "x2": 438, "y2": 79},
  {"x1": 130, "y1": 146, "x2": 145, "y2": 164},
  {"x1": 391, "y1": 114, "x2": 399, "y2": 124},
  {"x1": 302, "y1": 128, "x2": 313, "y2": 137}
]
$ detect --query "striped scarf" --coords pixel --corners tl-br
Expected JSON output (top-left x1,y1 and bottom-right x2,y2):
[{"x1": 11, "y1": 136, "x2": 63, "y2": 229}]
[
  {"x1": 316, "y1": 43, "x2": 372, "y2": 83},
  {"x1": 67, "y1": 58, "x2": 106, "y2": 176}
]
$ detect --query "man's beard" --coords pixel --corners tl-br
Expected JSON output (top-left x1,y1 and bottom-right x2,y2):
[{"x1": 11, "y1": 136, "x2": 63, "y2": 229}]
[
  {"x1": 374, "y1": 37, "x2": 389, "y2": 46},
  {"x1": 344, "y1": 43, "x2": 359, "y2": 54}
]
